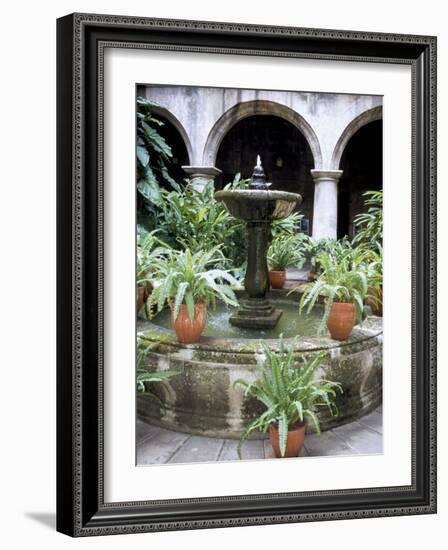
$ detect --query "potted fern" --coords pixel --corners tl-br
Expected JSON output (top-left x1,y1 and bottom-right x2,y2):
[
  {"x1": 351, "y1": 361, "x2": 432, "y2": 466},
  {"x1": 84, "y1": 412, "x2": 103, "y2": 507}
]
[
  {"x1": 234, "y1": 338, "x2": 342, "y2": 458},
  {"x1": 147, "y1": 246, "x2": 239, "y2": 343},
  {"x1": 364, "y1": 252, "x2": 383, "y2": 316},
  {"x1": 304, "y1": 237, "x2": 334, "y2": 281},
  {"x1": 267, "y1": 234, "x2": 305, "y2": 289},
  {"x1": 352, "y1": 190, "x2": 383, "y2": 316},
  {"x1": 352, "y1": 246, "x2": 383, "y2": 317},
  {"x1": 136, "y1": 230, "x2": 170, "y2": 314},
  {"x1": 299, "y1": 250, "x2": 368, "y2": 340}
]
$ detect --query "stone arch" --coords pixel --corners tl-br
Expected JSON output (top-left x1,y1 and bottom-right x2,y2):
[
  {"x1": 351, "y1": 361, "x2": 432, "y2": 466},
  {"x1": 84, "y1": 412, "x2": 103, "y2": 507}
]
[
  {"x1": 148, "y1": 105, "x2": 193, "y2": 164},
  {"x1": 331, "y1": 106, "x2": 383, "y2": 170},
  {"x1": 202, "y1": 100, "x2": 322, "y2": 169}
]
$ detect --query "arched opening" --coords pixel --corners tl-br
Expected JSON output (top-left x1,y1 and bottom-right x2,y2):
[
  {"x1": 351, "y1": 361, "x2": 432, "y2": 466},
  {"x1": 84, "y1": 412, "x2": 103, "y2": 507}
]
[
  {"x1": 337, "y1": 119, "x2": 383, "y2": 238},
  {"x1": 151, "y1": 113, "x2": 190, "y2": 185},
  {"x1": 215, "y1": 115, "x2": 315, "y2": 233}
]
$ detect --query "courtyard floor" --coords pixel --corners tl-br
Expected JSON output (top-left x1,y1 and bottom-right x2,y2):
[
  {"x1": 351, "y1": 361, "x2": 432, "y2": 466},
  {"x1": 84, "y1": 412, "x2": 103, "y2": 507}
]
[{"x1": 137, "y1": 406, "x2": 382, "y2": 465}]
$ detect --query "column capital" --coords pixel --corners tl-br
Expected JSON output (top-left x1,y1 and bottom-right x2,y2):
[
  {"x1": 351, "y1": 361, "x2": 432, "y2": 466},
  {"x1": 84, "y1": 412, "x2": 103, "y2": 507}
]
[
  {"x1": 182, "y1": 166, "x2": 222, "y2": 191},
  {"x1": 310, "y1": 169, "x2": 343, "y2": 183},
  {"x1": 182, "y1": 165, "x2": 222, "y2": 179}
]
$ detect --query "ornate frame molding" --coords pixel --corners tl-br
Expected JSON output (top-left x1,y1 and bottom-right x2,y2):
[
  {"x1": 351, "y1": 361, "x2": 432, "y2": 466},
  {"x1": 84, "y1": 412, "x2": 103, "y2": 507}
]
[{"x1": 56, "y1": 13, "x2": 437, "y2": 537}]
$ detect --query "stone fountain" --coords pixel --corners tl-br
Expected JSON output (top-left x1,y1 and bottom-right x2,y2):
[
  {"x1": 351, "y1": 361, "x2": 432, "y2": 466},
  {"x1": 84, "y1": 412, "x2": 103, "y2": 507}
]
[
  {"x1": 215, "y1": 156, "x2": 302, "y2": 329},
  {"x1": 137, "y1": 156, "x2": 383, "y2": 438}
]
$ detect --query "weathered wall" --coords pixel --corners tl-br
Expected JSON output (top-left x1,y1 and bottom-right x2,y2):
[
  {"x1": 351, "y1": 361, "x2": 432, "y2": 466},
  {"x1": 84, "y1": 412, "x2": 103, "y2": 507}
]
[
  {"x1": 139, "y1": 84, "x2": 383, "y2": 171},
  {"x1": 139, "y1": 85, "x2": 383, "y2": 239}
]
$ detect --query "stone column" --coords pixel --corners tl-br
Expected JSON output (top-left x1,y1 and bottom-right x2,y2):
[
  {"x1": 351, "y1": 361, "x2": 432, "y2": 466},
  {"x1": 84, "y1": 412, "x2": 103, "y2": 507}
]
[
  {"x1": 310, "y1": 169, "x2": 343, "y2": 240},
  {"x1": 182, "y1": 166, "x2": 222, "y2": 191}
]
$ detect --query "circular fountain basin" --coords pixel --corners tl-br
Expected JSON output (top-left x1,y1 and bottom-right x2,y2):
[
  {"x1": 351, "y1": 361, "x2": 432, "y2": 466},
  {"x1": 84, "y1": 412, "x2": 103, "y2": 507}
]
[{"x1": 137, "y1": 291, "x2": 383, "y2": 439}]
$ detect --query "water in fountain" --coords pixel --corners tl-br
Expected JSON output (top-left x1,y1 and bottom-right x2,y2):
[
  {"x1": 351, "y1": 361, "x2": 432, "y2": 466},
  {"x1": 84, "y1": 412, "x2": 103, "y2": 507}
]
[{"x1": 151, "y1": 301, "x2": 324, "y2": 339}]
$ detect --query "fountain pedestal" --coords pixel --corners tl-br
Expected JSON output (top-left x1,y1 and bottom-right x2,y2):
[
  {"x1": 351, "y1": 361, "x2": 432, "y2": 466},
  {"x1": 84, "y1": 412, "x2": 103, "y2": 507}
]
[
  {"x1": 215, "y1": 156, "x2": 302, "y2": 330},
  {"x1": 229, "y1": 298, "x2": 282, "y2": 329},
  {"x1": 229, "y1": 220, "x2": 282, "y2": 328}
]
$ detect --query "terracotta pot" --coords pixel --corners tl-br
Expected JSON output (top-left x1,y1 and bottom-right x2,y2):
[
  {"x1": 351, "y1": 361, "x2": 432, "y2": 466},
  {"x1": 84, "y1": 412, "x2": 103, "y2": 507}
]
[
  {"x1": 136, "y1": 282, "x2": 153, "y2": 315},
  {"x1": 269, "y1": 422, "x2": 307, "y2": 458},
  {"x1": 269, "y1": 270, "x2": 286, "y2": 289},
  {"x1": 136, "y1": 285, "x2": 146, "y2": 313},
  {"x1": 326, "y1": 301, "x2": 356, "y2": 341},
  {"x1": 170, "y1": 302, "x2": 207, "y2": 344},
  {"x1": 308, "y1": 271, "x2": 317, "y2": 282},
  {"x1": 366, "y1": 286, "x2": 383, "y2": 317}
]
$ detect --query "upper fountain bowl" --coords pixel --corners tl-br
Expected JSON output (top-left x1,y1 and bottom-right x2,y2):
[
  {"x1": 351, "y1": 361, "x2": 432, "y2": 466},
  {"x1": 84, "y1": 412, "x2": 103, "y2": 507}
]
[
  {"x1": 214, "y1": 155, "x2": 302, "y2": 222},
  {"x1": 214, "y1": 189, "x2": 302, "y2": 222}
]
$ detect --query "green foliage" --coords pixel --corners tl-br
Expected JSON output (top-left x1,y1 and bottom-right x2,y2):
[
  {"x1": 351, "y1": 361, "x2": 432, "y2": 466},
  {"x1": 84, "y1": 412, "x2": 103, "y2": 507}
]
[
  {"x1": 159, "y1": 183, "x2": 243, "y2": 261},
  {"x1": 146, "y1": 246, "x2": 240, "y2": 320},
  {"x1": 233, "y1": 338, "x2": 343, "y2": 457},
  {"x1": 271, "y1": 211, "x2": 303, "y2": 239},
  {"x1": 303, "y1": 237, "x2": 342, "y2": 272},
  {"x1": 267, "y1": 234, "x2": 306, "y2": 271},
  {"x1": 353, "y1": 246, "x2": 383, "y2": 308},
  {"x1": 223, "y1": 172, "x2": 251, "y2": 191},
  {"x1": 138, "y1": 179, "x2": 248, "y2": 269},
  {"x1": 298, "y1": 250, "x2": 368, "y2": 334},
  {"x1": 353, "y1": 190, "x2": 383, "y2": 253},
  {"x1": 136, "y1": 339, "x2": 180, "y2": 406},
  {"x1": 136, "y1": 96, "x2": 180, "y2": 215},
  {"x1": 136, "y1": 229, "x2": 171, "y2": 285}
]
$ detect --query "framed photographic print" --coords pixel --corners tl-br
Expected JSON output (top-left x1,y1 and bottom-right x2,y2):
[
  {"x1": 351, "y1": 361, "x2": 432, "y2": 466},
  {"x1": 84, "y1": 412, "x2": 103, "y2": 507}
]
[{"x1": 56, "y1": 13, "x2": 437, "y2": 537}]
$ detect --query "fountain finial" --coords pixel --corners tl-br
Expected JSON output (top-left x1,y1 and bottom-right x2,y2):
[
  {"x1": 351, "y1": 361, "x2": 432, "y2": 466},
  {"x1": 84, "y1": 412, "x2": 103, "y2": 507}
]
[{"x1": 250, "y1": 155, "x2": 267, "y2": 190}]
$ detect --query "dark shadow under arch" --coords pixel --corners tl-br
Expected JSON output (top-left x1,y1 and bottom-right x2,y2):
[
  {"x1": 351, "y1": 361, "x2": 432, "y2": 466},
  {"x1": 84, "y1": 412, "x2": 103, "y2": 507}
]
[
  {"x1": 337, "y1": 119, "x2": 383, "y2": 238},
  {"x1": 215, "y1": 114, "x2": 315, "y2": 233},
  {"x1": 203, "y1": 100, "x2": 322, "y2": 170}
]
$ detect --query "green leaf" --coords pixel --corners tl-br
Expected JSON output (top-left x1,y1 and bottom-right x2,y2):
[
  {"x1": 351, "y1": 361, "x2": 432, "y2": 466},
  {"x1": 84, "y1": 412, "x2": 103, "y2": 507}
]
[
  {"x1": 278, "y1": 413, "x2": 289, "y2": 457},
  {"x1": 305, "y1": 409, "x2": 320, "y2": 433},
  {"x1": 294, "y1": 400, "x2": 304, "y2": 422},
  {"x1": 136, "y1": 145, "x2": 150, "y2": 167},
  {"x1": 185, "y1": 290, "x2": 195, "y2": 320},
  {"x1": 173, "y1": 281, "x2": 189, "y2": 320}
]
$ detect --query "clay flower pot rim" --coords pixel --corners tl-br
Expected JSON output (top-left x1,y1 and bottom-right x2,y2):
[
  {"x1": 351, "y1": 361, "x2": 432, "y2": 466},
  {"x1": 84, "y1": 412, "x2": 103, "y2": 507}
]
[
  {"x1": 169, "y1": 301, "x2": 207, "y2": 307},
  {"x1": 169, "y1": 301, "x2": 207, "y2": 309},
  {"x1": 324, "y1": 298, "x2": 355, "y2": 304},
  {"x1": 271, "y1": 420, "x2": 307, "y2": 430},
  {"x1": 169, "y1": 301, "x2": 207, "y2": 319}
]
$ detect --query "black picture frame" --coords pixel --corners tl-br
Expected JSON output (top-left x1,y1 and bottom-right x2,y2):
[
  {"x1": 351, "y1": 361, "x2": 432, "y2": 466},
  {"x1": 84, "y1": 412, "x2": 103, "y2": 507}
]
[{"x1": 56, "y1": 13, "x2": 437, "y2": 537}]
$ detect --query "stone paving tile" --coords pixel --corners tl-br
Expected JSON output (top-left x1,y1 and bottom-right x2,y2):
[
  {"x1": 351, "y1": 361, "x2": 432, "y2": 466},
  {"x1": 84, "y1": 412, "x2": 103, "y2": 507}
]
[
  {"x1": 219, "y1": 438, "x2": 265, "y2": 461},
  {"x1": 136, "y1": 419, "x2": 160, "y2": 444},
  {"x1": 136, "y1": 408, "x2": 383, "y2": 464},
  {"x1": 357, "y1": 410, "x2": 383, "y2": 434},
  {"x1": 332, "y1": 421, "x2": 383, "y2": 454},
  {"x1": 303, "y1": 430, "x2": 356, "y2": 456},
  {"x1": 137, "y1": 427, "x2": 190, "y2": 465},
  {"x1": 169, "y1": 435, "x2": 224, "y2": 464}
]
